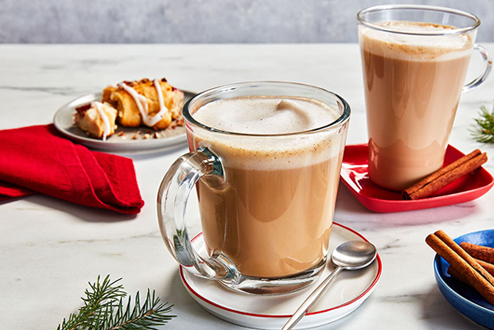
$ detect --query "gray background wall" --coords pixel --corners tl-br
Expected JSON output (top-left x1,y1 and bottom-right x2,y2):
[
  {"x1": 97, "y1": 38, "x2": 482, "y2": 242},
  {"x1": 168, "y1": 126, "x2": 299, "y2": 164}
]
[{"x1": 1, "y1": 0, "x2": 493, "y2": 43}]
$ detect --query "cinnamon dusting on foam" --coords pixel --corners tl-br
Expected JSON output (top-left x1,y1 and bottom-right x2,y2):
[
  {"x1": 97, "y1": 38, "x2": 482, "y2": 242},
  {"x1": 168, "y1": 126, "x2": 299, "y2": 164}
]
[
  {"x1": 190, "y1": 96, "x2": 346, "y2": 170},
  {"x1": 360, "y1": 21, "x2": 474, "y2": 61}
]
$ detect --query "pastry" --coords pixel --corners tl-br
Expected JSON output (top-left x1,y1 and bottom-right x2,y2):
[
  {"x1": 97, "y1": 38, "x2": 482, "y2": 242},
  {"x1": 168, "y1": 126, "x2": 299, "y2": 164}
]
[
  {"x1": 73, "y1": 78, "x2": 184, "y2": 140},
  {"x1": 74, "y1": 102, "x2": 117, "y2": 140},
  {"x1": 102, "y1": 78, "x2": 184, "y2": 130}
]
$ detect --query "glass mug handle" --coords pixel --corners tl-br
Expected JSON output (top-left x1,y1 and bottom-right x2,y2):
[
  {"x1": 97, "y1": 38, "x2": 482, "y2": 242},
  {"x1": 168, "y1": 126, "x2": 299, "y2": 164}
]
[
  {"x1": 463, "y1": 44, "x2": 492, "y2": 93},
  {"x1": 157, "y1": 147, "x2": 236, "y2": 281}
]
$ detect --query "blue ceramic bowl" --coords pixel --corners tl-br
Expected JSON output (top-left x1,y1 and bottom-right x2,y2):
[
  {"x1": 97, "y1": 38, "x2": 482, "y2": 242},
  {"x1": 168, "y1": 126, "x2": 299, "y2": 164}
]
[{"x1": 434, "y1": 229, "x2": 494, "y2": 329}]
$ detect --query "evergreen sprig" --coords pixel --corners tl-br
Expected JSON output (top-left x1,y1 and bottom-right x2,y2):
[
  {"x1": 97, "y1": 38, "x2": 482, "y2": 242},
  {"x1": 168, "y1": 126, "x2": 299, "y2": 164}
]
[
  {"x1": 57, "y1": 275, "x2": 175, "y2": 330},
  {"x1": 471, "y1": 105, "x2": 494, "y2": 143}
]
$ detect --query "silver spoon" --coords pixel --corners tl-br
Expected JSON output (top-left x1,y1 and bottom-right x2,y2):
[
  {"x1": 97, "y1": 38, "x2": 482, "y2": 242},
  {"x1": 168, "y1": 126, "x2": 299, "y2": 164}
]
[{"x1": 281, "y1": 240, "x2": 377, "y2": 330}]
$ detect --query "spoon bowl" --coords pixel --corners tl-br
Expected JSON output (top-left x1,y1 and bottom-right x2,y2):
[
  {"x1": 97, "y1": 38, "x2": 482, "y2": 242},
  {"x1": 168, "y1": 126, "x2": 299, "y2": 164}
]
[
  {"x1": 281, "y1": 240, "x2": 377, "y2": 330},
  {"x1": 332, "y1": 240, "x2": 377, "y2": 270}
]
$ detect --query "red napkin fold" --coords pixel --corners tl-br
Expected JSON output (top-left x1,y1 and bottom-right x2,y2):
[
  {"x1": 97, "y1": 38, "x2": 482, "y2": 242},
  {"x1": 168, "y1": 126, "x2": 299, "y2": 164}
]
[{"x1": 0, "y1": 124, "x2": 144, "y2": 214}]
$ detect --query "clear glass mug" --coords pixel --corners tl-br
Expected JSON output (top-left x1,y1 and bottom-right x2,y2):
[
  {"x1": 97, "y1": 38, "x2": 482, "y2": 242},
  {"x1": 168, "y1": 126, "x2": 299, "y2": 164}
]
[
  {"x1": 358, "y1": 5, "x2": 492, "y2": 191},
  {"x1": 157, "y1": 82, "x2": 350, "y2": 295}
]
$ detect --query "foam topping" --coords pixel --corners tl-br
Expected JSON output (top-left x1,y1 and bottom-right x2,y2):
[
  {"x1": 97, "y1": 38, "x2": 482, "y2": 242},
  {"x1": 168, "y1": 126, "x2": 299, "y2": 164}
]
[
  {"x1": 189, "y1": 96, "x2": 345, "y2": 170},
  {"x1": 361, "y1": 21, "x2": 473, "y2": 60},
  {"x1": 192, "y1": 96, "x2": 339, "y2": 135}
]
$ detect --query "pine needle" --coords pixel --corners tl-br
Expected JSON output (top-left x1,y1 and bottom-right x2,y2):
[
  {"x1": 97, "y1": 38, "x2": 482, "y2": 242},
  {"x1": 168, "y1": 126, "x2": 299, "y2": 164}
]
[
  {"x1": 471, "y1": 105, "x2": 494, "y2": 143},
  {"x1": 57, "y1": 275, "x2": 175, "y2": 330}
]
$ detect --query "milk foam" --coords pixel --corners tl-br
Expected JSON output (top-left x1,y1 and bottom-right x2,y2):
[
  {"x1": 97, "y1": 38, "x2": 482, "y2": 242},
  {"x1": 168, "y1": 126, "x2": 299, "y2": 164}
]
[
  {"x1": 360, "y1": 21, "x2": 474, "y2": 61},
  {"x1": 192, "y1": 96, "x2": 338, "y2": 134},
  {"x1": 190, "y1": 96, "x2": 346, "y2": 170}
]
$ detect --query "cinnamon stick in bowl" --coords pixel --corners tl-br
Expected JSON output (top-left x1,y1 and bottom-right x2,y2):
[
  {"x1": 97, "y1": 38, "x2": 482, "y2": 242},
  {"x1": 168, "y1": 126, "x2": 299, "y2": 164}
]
[
  {"x1": 426, "y1": 230, "x2": 494, "y2": 305},
  {"x1": 461, "y1": 242, "x2": 494, "y2": 264},
  {"x1": 450, "y1": 259, "x2": 494, "y2": 280},
  {"x1": 403, "y1": 149, "x2": 488, "y2": 200}
]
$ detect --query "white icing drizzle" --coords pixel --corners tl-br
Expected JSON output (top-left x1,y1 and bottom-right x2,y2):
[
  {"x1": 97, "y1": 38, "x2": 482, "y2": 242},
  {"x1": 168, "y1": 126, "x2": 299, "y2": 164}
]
[
  {"x1": 93, "y1": 101, "x2": 111, "y2": 141},
  {"x1": 153, "y1": 79, "x2": 168, "y2": 124},
  {"x1": 118, "y1": 80, "x2": 168, "y2": 127}
]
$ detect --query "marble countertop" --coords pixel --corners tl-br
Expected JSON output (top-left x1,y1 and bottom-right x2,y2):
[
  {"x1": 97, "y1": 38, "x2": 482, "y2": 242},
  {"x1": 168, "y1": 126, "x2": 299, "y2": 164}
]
[{"x1": 1, "y1": 44, "x2": 493, "y2": 329}]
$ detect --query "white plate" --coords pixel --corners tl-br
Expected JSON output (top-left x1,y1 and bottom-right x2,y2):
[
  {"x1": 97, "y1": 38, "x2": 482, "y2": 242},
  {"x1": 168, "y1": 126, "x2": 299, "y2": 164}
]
[
  {"x1": 180, "y1": 222, "x2": 382, "y2": 329},
  {"x1": 53, "y1": 91, "x2": 195, "y2": 153}
]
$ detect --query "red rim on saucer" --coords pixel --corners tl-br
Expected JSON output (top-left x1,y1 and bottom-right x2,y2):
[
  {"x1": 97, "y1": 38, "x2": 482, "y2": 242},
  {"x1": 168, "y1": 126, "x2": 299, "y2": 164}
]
[
  {"x1": 179, "y1": 223, "x2": 382, "y2": 329},
  {"x1": 340, "y1": 144, "x2": 494, "y2": 213}
]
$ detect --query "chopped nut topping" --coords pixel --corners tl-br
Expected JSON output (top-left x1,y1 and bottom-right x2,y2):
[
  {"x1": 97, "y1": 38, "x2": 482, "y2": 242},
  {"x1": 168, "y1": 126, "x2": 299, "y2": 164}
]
[{"x1": 75, "y1": 103, "x2": 92, "y2": 115}]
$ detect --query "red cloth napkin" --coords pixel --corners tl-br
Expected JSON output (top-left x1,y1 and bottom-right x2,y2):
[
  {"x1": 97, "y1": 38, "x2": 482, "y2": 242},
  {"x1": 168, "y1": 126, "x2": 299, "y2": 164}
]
[{"x1": 0, "y1": 124, "x2": 144, "y2": 214}]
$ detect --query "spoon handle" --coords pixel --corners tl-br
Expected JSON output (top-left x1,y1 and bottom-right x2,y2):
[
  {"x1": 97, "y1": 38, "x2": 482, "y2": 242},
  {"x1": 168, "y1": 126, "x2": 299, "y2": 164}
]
[{"x1": 281, "y1": 266, "x2": 344, "y2": 330}]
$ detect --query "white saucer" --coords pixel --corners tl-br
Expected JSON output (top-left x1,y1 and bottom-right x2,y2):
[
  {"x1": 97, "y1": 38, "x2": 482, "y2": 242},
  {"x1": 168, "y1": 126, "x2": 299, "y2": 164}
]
[{"x1": 180, "y1": 223, "x2": 382, "y2": 329}]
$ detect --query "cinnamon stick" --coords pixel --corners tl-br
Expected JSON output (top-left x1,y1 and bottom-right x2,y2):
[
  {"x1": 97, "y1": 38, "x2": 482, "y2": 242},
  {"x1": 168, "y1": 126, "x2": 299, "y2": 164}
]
[
  {"x1": 435, "y1": 230, "x2": 494, "y2": 286},
  {"x1": 426, "y1": 230, "x2": 494, "y2": 305},
  {"x1": 448, "y1": 259, "x2": 494, "y2": 286},
  {"x1": 477, "y1": 259, "x2": 494, "y2": 276},
  {"x1": 403, "y1": 149, "x2": 487, "y2": 200},
  {"x1": 448, "y1": 265, "x2": 474, "y2": 286},
  {"x1": 461, "y1": 242, "x2": 494, "y2": 264}
]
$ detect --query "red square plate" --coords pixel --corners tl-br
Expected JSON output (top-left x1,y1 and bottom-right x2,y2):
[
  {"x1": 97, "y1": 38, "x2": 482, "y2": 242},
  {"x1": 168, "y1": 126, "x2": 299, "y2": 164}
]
[{"x1": 340, "y1": 144, "x2": 494, "y2": 213}]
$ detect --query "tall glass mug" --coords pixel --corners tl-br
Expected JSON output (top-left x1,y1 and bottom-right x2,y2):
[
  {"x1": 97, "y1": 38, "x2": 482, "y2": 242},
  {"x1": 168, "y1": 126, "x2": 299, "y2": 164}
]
[
  {"x1": 357, "y1": 5, "x2": 492, "y2": 191},
  {"x1": 157, "y1": 82, "x2": 350, "y2": 294}
]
